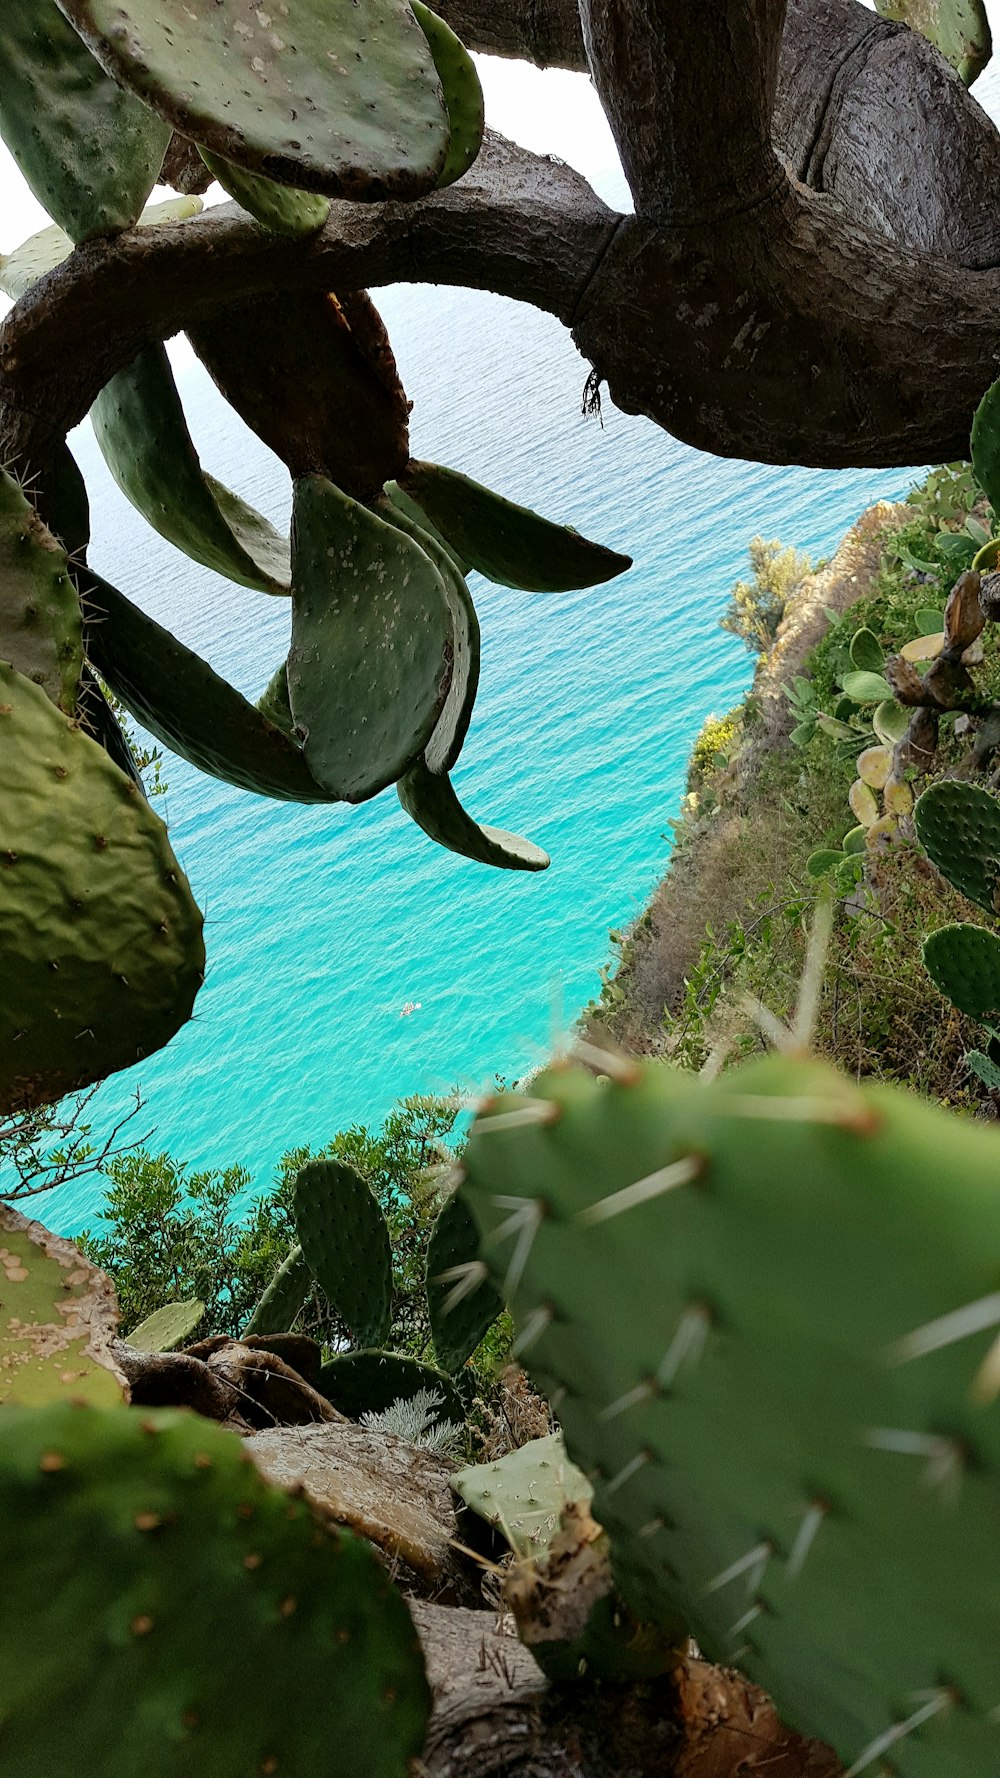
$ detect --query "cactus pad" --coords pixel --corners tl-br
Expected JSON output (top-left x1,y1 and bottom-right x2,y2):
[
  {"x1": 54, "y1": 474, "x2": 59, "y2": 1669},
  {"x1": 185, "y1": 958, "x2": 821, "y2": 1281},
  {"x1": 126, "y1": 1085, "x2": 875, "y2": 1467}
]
[
  {"x1": 411, "y1": 2, "x2": 484, "y2": 186},
  {"x1": 398, "y1": 759, "x2": 550, "y2": 871},
  {"x1": 0, "y1": 468, "x2": 82, "y2": 714},
  {"x1": 398, "y1": 460, "x2": 633, "y2": 592},
  {"x1": 452, "y1": 1433, "x2": 592, "y2": 1559},
  {"x1": 83, "y1": 574, "x2": 332, "y2": 803},
  {"x1": 914, "y1": 778, "x2": 1000, "y2": 910},
  {"x1": 875, "y1": 0, "x2": 991, "y2": 84},
  {"x1": 923, "y1": 921, "x2": 1000, "y2": 1017},
  {"x1": 1, "y1": 0, "x2": 169, "y2": 241},
  {"x1": 849, "y1": 628, "x2": 884, "y2": 674},
  {"x1": 289, "y1": 476, "x2": 453, "y2": 801},
  {"x1": 126, "y1": 1300, "x2": 205, "y2": 1353},
  {"x1": 377, "y1": 497, "x2": 480, "y2": 775},
  {"x1": 0, "y1": 1401, "x2": 430, "y2": 1775},
  {"x1": 0, "y1": 1203, "x2": 125, "y2": 1407},
  {"x1": 91, "y1": 344, "x2": 290, "y2": 596},
  {"x1": 319, "y1": 1350, "x2": 463, "y2": 1424},
  {"x1": 242, "y1": 1245, "x2": 311, "y2": 1338},
  {"x1": 426, "y1": 1189, "x2": 502, "y2": 1372},
  {"x1": 0, "y1": 663, "x2": 204, "y2": 1111},
  {"x1": 196, "y1": 151, "x2": 331, "y2": 236},
  {"x1": 294, "y1": 1160, "x2": 393, "y2": 1350},
  {"x1": 59, "y1": 0, "x2": 454, "y2": 201},
  {"x1": 188, "y1": 291, "x2": 410, "y2": 501},
  {"x1": 461, "y1": 1053, "x2": 1000, "y2": 1775},
  {"x1": 0, "y1": 197, "x2": 202, "y2": 303}
]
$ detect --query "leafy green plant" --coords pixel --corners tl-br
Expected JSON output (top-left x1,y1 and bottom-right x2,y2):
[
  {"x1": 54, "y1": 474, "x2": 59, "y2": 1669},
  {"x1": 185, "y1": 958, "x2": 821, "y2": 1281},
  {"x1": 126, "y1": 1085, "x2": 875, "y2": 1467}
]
[{"x1": 719, "y1": 536, "x2": 811, "y2": 655}]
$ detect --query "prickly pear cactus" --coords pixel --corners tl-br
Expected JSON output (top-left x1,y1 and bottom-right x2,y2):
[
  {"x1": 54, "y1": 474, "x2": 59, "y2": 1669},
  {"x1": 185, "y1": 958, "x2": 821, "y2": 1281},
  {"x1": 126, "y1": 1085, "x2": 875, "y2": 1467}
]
[
  {"x1": 126, "y1": 1300, "x2": 205, "y2": 1353},
  {"x1": 410, "y1": 1, "x2": 485, "y2": 186},
  {"x1": 914, "y1": 778, "x2": 1000, "y2": 911},
  {"x1": 294, "y1": 1160, "x2": 393, "y2": 1350},
  {"x1": 91, "y1": 343, "x2": 291, "y2": 595},
  {"x1": 319, "y1": 1350, "x2": 463, "y2": 1425},
  {"x1": 452, "y1": 1432, "x2": 592, "y2": 1558},
  {"x1": 0, "y1": 662, "x2": 205, "y2": 1111},
  {"x1": 196, "y1": 152, "x2": 331, "y2": 236},
  {"x1": 0, "y1": 0, "x2": 170, "y2": 241},
  {"x1": 0, "y1": 1401, "x2": 430, "y2": 1776},
  {"x1": 0, "y1": 197, "x2": 203, "y2": 303},
  {"x1": 0, "y1": 468, "x2": 82, "y2": 714},
  {"x1": 59, "y1": 0, "x2": 457, "y2": 201},
  {"x1": 83, "y1": 573, "x2": 333, "y2": 804},
  {"x1": 0, "y1": 1203, "x2": 125, "y2": 1407},
  {"x1": 288, "y1": 476, "x2": 453, "y2": 802},
  {"x1": 461, "y1": 1053, "x2": 1000, "y2": 1777},
  {"x1": 426, "y1": 1189, "x2": 502, "y2": 1373},
  {"x1": 875, "y1": 0, "x2": 992, "y2": 83},
  {"x1": 242, "y1": 1245, "x2": 311, "y2": 1338},
  {"x1": 923, "y1": 921, "x2": 1000, "y2": 1016},
  {"x1": 398, "y1": 758, "x2": 550, "y2": 871},
  {"x1": 398, "y1": 460, "x2": 633, "y2": 592}
]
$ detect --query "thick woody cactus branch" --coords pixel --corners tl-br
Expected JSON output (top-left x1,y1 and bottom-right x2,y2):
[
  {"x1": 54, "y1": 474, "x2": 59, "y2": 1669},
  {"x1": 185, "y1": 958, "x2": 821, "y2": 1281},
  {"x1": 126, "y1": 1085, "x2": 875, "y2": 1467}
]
[{"x1": 578, "y1": 0, "x2": 788, "y2": 221}]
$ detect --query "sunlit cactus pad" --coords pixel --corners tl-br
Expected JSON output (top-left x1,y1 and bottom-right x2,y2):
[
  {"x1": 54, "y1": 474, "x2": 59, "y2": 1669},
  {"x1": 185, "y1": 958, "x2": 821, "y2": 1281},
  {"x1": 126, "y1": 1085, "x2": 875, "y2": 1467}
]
[
  {"x1": 0, "y1": 1203, "x2": 124, "y2": 1407},
  {"x1": 58, "y1": 0, "x2": 455, "y2": 201},
  {"x1": 0, "y1": 663, "x2": 204, "y2": 1111},
  {"x1": 0, "y1": 1401, "x2": 430, "y2": 1776},
  {"x1": 461, "y1": 1053, "x2": 1000, "y2": 1776}
]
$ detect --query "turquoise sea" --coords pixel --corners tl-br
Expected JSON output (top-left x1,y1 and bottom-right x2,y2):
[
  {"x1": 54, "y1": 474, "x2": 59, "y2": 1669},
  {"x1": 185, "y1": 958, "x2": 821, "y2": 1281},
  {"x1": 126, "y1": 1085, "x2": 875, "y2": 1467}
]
[{"x1": 20, "y1": 77, "x2": 955, "y2": 1231}]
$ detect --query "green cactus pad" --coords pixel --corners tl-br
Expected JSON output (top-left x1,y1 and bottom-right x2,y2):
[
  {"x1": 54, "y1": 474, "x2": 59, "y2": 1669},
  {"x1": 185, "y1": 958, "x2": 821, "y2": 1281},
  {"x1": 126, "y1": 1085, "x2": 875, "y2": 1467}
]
[
  {"x1": 398, "y1": 461, "x2": 632, "y2": 592},
  {"x1": 59, "y1": 0, "x2": 453, "y2": 201},
  {"x1": 0, "y1": 196, "x2": 202, "y2": 302},
  {"x1": 126, "y1": 1300, "x2": 205, "y2": 1353},
  {"x1": 805, "y1": 849, "x2": 843, "y2": 879},
  {"x1": 426, "y1": 1190, "x2": 502, "y2": 1372},
  {"x1": 840, "y1": 668, "x2": 895, "y2": 704},
  {"x1": 288, "y1": 476, "x2": 453, "y2": 801},
  {"x1": 452, "y1": 1433, "x2": 592, "y2": 1559},
  {"x1": 875, "y1": 0, "x2": 991, "y2": 82},
  {"x1": 849, "y1": 627, "x2": 884, "y2": 674},
  {"x1": 376, "y1": 496, "x2": 480, "y2": 775},
  {"x1": 319, "y1": 1350, "x2": 463, "y2": 1424},
  {"x1": 83, "y1": 574, "x2": 332, "y2": 804},
  {"x1": 914, "y1": 778, "x2": 1000, "y2": 910},
  {"x1": 0, "y1": 0, "x2": 169, "y2": 242},
  {"x1": 923, "y1": 922, "x2": 1000, "y2": 1017},
  {"x1": 242, "y1": 1245, "x2": 311, "y2": 1338},
  {"x1": 966, "y1": 1048, "x2": 1000, "y2": 1090},
  {"x1": 196, "y1": 150, "x2": 331, "y2": 236},
  {"x1": 873, "y1": 699, "x2": 909, "y2": 747},
  {"x1": 411, "y1": 2, "x2": 484, "y2": 186},
  {"x1": 0, "y1": 1401, "x2": 430, "y2": 1776},
  {"x1": 973, "y1": 376, "x2": 1000, "y2": 506},
  {"x1": 0, "y1": 663, "x2": 204, "y2": 1112},
  {"x1": 383, "y1": 481, "x2": 470, "y2": 576},
  {"x1": 0, "y1": 468, "x2": 82, "y2": 714},
  {"x1": 91, "y1": 344, "x2": 290, "y2": 596},
  {"x1": 461, "y1": 1052, "x2": 1000, "y2": 1775},
  {"x1": 294, "y1": 1160, "x2": 392, "y2": 1350},
  {"x1": 0, "y1": 1203, "x2": 125, "y2": 1407},
  {"x1": 188, "y1": 290, "x2": 410, "y2": 501},
  {"x1": 398, "y1": 759, "x2": 550, "y2": 871}
]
